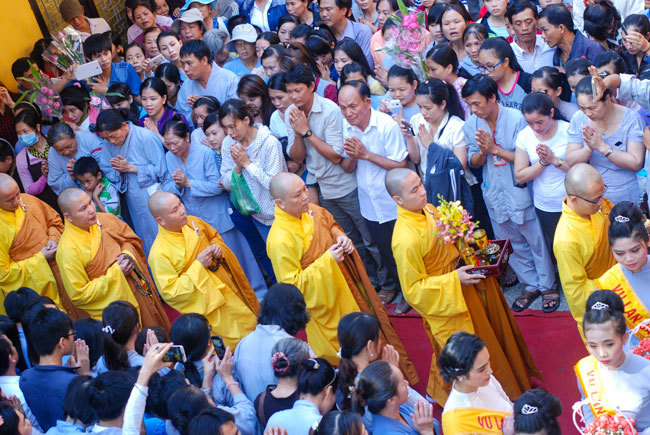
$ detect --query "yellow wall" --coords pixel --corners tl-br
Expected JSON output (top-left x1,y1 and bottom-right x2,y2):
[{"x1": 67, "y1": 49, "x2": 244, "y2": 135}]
[{"x1": 0, "y1": 0, "x2": 43, "y2": 92}]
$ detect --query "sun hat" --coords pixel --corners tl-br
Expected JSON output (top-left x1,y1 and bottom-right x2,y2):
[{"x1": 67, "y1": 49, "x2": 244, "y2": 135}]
[
  {"x1": 179, "y1": 0, "x2": 217, "y2": 14},
  {"x1": 172, "y1": 8, "x2": 207, "y2": 34},
  {"x1": 226, "y1": 24, "x2": 257, "y2": 51}
]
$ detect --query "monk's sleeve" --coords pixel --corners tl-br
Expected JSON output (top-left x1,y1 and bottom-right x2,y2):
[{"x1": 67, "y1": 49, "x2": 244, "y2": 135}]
[
  {"x1": 0, "y1": 240, "x2": 51, "y2": 290},
  {"x1": 393, "y1": 238, "x2": 468, "y2": 317},
  {"x1": 148, "y1": 245, "x2": 223, "y2": 313},
  {"x1": 37, "y1": 200, "x2": 64, "y2": 241},
  {"x1": 555, "y1": 240, "x2": 595, "y2": 320},
  {"x1": 267, "y1": 237, "x2": 338, "y2": 305},
  {"x1": 58, "y1": 248, "x2": 125, "y2": 307}
]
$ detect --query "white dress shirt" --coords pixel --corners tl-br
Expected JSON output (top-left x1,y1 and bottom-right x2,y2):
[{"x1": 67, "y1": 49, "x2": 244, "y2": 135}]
[
  {"x1": 250, "y1": 0, "x2": 271, "y2": 32},
  {"x1": 510, "y1": 35, "x2": 555, "y2": 74},
  {"x1": 342, "y1": 109, "x2": 408, "y2": 223}
]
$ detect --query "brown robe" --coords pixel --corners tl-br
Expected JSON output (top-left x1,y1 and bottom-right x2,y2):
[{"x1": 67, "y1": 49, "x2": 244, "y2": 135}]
[
  {"x1": 85, "y1": 213, "x2": 171, "y2": 330},
  {"x1": 8, "y1": 194, "x2": 86, "y2": 320},
  {"x1": 300, "y1": 205, "x2": 419, "y2": 386}
]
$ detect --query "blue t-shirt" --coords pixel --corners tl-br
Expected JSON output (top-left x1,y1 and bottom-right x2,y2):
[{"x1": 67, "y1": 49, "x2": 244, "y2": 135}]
[{"x1": 109, "y1": 62, "x2": 143, "y2": 96}]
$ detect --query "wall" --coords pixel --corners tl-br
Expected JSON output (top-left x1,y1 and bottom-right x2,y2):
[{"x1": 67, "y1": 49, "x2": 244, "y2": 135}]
[{"x1": 0, "y1": 0, "x2": 44, "y2": 92}]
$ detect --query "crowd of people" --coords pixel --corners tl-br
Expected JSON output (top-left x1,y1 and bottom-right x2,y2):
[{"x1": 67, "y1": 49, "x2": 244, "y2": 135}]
[{"x1": 1, "y1": 0, "x2": 650, "y2": 432}]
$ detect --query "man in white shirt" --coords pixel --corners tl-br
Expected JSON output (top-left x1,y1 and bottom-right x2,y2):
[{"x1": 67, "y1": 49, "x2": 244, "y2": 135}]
[
  {"x1": 284, "y1": 64, "x2": 394, "y2": 305},
  {"x1": 58, "y1": 0, "x2": 111, "y2": 41},
  {"x1": 507, "y1": 0, "x2": 554, "y2": 74},
  {"x1": 339, "y1": 81, "x2": 410, "y2": 313}
]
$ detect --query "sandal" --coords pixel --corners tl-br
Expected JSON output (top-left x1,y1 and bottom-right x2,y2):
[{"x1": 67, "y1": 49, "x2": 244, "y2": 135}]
[
  {"x1": 512, "y1": 289, "x2": 541, "y2": 312},
  {"x1": 378, "y1": 289, "x2": 397, "y2": 305},
  {"x1": 392, "y1": 298, "x2": 412, "y2": 315},
  {"x1": 542, "y1": 290, "x2": 561, "y2": 313}
]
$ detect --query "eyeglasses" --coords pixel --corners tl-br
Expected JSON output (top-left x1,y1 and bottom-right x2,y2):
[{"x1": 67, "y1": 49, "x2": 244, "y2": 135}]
[
  {"x1": 567, "y1": 184, "x2": 608, "y2": 205},
  {"x1": 478, "y1": 58, "x2": 505, "y2": 73},
  {"x1": 66, "y1": 331, "x2": 77, "y2": 339}
]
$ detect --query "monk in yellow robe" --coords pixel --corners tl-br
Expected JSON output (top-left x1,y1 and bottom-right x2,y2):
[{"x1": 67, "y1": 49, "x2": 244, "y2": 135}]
[
  {"x1": 553, "y1": 163, "x2": 615, "y2": 341},
  {"x1": 147, "y1": 191, "x2": 258, "y2": 349},
  {"x1": 386, "y1": 168, "x2": 540, "y2": 405},
  {"x1": 266, "y1": 173, "x2": 418, "y2": 384},
  {"x1": 56, "y1": 188, "x2": 170, "y2": 329},
  {"x1": 0, "y1": 174, "x2": 82, "y2": 318}
]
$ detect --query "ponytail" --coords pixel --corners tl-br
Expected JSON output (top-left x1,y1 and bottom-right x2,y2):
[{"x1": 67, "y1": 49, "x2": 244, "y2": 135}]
[{"x1": 101, "y1": 301, "x2": 140, "y2": 371}]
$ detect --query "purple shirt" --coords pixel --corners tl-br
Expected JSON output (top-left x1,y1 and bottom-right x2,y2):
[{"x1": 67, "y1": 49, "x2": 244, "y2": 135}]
[{"x1": 139, "y1": 107, "x2": 189, "y2": 135}]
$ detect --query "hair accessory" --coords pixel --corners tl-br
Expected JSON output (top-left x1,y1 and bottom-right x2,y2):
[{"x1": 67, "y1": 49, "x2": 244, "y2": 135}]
[
  {"x1": 271, "y1": 352, "x2": 291, "y2": 376},
  {"x1": 614, "y1": 215, "x2": 630, "y2": 223},
  {"x1": 521, "y1": 404, "x2": 538, "y2": 415},
  {"x1": 591, "y1": 301, "x2": 609, "y2": 310},
  {"x1": 102, "y1": 325, "x2": 115, "y2": 335},
  {"x1": 73, "y1": 82, "x2": 82, "y2": 88},
  {"x1": 307, "y1": 358, "x2": 320, "y2": 370},
  {"x1": 452, "y1": 367, "x2": 462, "y2": 372}
]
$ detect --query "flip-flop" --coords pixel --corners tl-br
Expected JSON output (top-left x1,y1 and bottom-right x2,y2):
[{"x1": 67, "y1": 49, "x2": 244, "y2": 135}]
[{"x1": 511, "y1": 289, "x2": 541, "y2": 312}]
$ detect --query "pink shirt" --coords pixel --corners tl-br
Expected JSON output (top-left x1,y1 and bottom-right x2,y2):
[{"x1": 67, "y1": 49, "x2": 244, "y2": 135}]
[{"x1": 16, "y1": 148, "x2": 47, "y2": 195}]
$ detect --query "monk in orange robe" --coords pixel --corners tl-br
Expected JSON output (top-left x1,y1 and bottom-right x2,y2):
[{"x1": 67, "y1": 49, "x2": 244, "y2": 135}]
[
  {"x1": 0, "y1": 174, "x2": 83, "y2": 319},
  {"x1": 267, "y1": 173, "x2": 418, "y2": 384},
  {"x1": 386, "y1": 168, "x2": 541, "y2": 404},
  {"x1": 56, "y1": 188, "x2": 170, "y2": 330}
]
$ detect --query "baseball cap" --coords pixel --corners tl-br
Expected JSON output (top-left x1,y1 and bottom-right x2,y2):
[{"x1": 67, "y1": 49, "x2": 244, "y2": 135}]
[
  {"x1": 179, "y1": 0, "x2": 217, "y2": 14},
  {"x1": 59, "y1": 0, "x2": 84, "y2": 22},
  {"x1": 172, "y1": 8, "x2": 207, "y2": 34},
  {"x1": 227, "y1": 24, "x2": 257, "y2": 51}
]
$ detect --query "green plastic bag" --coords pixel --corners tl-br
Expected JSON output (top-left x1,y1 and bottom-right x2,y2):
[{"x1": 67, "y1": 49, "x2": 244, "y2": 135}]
[{"x1": 230, "y1": 172, "x2": 261, "y2": 215}]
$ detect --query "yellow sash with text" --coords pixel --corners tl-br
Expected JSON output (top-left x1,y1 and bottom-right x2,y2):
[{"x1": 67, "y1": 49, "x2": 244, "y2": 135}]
[
  {"x1": 574, "y1": 356, "x2": 619, "y2": 418},
  {"x1": 597, "y1": 265, "x2": 650, "y2": 339},
  {"x1": 442, "y1": 408, "x2": 511, "y2": 434}
]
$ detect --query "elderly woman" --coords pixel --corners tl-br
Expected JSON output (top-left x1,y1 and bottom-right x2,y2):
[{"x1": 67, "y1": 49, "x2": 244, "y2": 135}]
[
  {"x1": 203, "y1": 29, "x2": 232, "y2": 67},
  {"x1": 46, "y1": 123, "x2": 120, "y2": 195}
]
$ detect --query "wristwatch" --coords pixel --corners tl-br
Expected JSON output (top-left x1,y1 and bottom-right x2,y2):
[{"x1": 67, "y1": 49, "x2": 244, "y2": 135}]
[
  {"x1": 553, "y1": 159, "x2": 564, "y2": 168},
  {"x1": 604, "y1": 147, "x2": 614, "y2": 158},
  {"x1": 302, "y1": 130, "x2": 313, "y2": 139}
]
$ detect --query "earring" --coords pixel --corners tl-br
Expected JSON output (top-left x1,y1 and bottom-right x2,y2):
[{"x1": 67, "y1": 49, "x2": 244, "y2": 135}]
[{"x1": 369, "y1": 353, "x2": 374, "y2": 358}]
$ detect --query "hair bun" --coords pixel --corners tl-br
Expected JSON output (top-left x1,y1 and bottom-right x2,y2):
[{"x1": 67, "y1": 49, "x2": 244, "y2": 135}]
[{"x1": 303, "y1": 358, "x2": 320, "y2": 371}]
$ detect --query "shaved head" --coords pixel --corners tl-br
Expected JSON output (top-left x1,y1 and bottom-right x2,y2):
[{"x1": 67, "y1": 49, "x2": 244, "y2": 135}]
[
  {"x1": 385, "y1": 168, "x2": 416, "y2": 197},
  {"x1": 0, "y1": 174, "x2": 20, "y2": 212},
  {"x1": 148, "y1": 191, "x2": 177, "y2": 219},
  {"x1": 565, "y1": 163, "x2": 603, "y2": 197},
  {"x1": 270, "y1": 172, "x2": 303, "y2": 201},
  {"x1": 57, "y1": 188, "x2": 88, "y2": 215}
]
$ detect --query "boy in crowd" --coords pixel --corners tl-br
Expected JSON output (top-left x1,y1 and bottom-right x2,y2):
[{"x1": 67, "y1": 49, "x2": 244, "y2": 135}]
[{"x1": 73, "y1": 156, "x2": 122, "y2": 218}]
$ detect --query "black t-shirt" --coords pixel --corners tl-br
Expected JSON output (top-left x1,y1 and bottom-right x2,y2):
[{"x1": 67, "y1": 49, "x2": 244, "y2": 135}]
[{"x1": 254, "y1": 385, "x2": 300, "y2": 427}]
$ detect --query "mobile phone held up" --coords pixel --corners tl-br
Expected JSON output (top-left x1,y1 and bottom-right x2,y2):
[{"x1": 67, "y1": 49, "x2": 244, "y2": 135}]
[
  {"x1": 402, "y1": 120, "x2": 415, "y2": 136},
  {"x1": 212, "y1": 336, "x2": 226, "y2": 359},
  {"x1": 163, "y1": 345, "x2": 187, "y2": 363}
]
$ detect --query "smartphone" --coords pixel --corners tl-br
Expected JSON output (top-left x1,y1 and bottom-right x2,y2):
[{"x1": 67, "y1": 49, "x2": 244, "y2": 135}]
[
  {"x1": 149, "y1": 53, "x2": 165, "y2": 69},
  {"x1": 402, "y1": 120, "x2": 415, "y2": 136},
  {"x1": 211, "y1": 336, "x2": 226, "y2": 359},
  {"x1": 163, "y1": 345, "x2": 187, "y2": 363}
]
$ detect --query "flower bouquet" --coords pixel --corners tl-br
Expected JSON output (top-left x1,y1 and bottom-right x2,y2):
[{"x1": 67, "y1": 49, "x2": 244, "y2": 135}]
[
  {"x1": 381, "y1": 0, "x2": 429, "y2": 81},
  {"x1": 42, "y1": 26, "x2": 85, "y2": 72},
  {"x1": 573, "y1": 399, "x2": 638, "y2": 435},
  {"x1": 631, "y1": 338, "x2": 650, "y2": 360},
  {"x1": 15, "y1": 63, "x2": 62, "y2": 120},
  {"x1": 433, "y1": 194, "x2": 477, "y2": 251}
]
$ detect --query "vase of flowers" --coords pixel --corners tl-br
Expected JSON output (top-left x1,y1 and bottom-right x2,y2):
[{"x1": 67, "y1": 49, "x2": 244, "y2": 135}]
[{"x1": 381, "y1": 0, "x2": 429, "y2": 81}]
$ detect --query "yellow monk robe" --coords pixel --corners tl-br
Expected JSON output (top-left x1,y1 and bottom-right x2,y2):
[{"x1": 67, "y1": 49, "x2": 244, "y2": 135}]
[
  {"x1": 57, "y1": 212, "x2": 171, "y2": 329},
  {"x1": 554, "y1": 198, "x2": 615, "y2": 341},
  {"x1": 597, "y1": 264, "x2": 650, "y2": 339},
  {"x1": 442, "y1": 408, "x2": 511, "y2": 434},
  {"x1": 0, "y1": 194, "x2": 82, "y2": 318},
  {"x1": 148, "y1": 216, "x2": 258, "y2": 349},
  {"x1": 575, "y1": 356, "x2": 619, "y2": 418},
  {"x1": 267, "y1": 204, "x2": 418, "y2": 382},
  {"x1": 392, "y1": 205, "x2": 541, "y2": 404}
]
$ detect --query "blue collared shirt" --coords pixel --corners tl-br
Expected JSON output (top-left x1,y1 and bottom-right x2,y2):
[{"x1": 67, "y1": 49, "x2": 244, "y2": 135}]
[
  {"x1": 109, "y1": 62, "x2": 142, "y2": 96},
  {"x1": 175, "y1": 62, "x2": 239, "y2": 119},
  {"x1": 552, "y1": 31, "x2": 605, "y2": 67},
  {"x1": 341, "y1": 20, "x2": 374, "y2": 70}
]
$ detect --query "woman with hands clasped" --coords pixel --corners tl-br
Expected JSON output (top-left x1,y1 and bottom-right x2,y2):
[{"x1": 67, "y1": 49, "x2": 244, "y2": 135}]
[{"x1": 566, "y1": 73, "x2": 645, "y2": 205}]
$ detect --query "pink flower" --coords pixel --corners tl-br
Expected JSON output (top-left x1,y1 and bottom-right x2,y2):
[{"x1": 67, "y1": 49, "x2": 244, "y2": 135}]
[
  {"x1": 39, "y1": 97, "x2": 47, "y2": 104},
  {"x1": 45, "y1": 108, "x2": 53, "y2": 115},
  {"x1": 398, "y1": 39, "x2": 409, "y2": 51},
  {"x1": 40, "y1": 86, "x2": 48, "y2": 93},
  {"x1": 408, "y1": 41, "x2": 421, "y2": 52},
  {"x1": 53, "y1": 102, "x2": 61, "y2": 108},
  {"x1": 90, "y1": 95, "x2": 102, "y2": 106},
  {"x1": 402, "y1": 14, "x2": 419, "y2": 29}
]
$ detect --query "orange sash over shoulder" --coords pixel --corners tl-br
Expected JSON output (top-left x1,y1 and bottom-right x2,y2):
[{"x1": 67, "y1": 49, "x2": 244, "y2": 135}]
[
  {"x1": 8, "y1": 195, "x2": 85, "y2": 320},
  {"x1": 183, "y1": 217, "x2": 260, "y2": 315},
  {"x1": 300, "y1": 205, "x2": 418, "y2": 385},
  {"x1": 442, "y1": 408, "x2": 511, "y2": 434},
  {"x1": 575, "y1": 355, "x2": 617, "y2": 418},
  {"x1": 86, "y1": 213, "x2": 171, "y2": 330}
]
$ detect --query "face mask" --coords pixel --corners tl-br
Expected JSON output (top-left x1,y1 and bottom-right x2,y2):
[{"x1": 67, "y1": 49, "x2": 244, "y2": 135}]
[{"x1": 19, "y1": 132, "x2": 37, "y2": 146}]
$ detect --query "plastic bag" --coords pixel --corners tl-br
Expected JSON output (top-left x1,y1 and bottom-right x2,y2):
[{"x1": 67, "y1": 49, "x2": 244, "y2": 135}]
[{"x1": 230, "y1": 172, "x2": 261, "y2": 215}]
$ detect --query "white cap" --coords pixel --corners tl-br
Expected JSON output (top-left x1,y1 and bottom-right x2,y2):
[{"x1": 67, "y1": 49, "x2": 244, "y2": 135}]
[
  {"x1": 227, "y1": 24, "x2": 258, "y2": 51},
  {"x1": 172, "y1": 8, "x2": 206, "y2": 34}
]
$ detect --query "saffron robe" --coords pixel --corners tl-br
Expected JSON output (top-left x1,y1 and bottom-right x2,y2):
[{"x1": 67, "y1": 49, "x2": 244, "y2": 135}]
[
  {"x1": 0, "y1": 194, "x2": 81, "y2": 318},
  {"x1": 597, "y1": 264, "x2": 650, "y2": 340},
  {"x1": 267, "y1": 204, "x2": 419, "y2": 384},
  {"x1": 392, "y1": 205, "x2": 541, "y2": 404},
  {"x1": 553, "y1": 198, "x2": 615, "y2": 341},
  {"x1": 148, "y1": 216, "x2": 258, "y2": 349},
  {"x1": 56, "y1": 213, "x2": 170, "y2": 329}
]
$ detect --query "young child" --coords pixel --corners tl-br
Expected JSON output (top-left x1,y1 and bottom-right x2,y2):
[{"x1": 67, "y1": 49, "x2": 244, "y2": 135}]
[{"x1": 73, "y1": 156, "x2": 121, "y2": 218}]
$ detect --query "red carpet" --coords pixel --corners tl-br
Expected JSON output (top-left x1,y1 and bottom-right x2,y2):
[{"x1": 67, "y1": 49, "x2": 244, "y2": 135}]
[{"x1": 387, "y1": 307, "x2": 587, "y2": 432}]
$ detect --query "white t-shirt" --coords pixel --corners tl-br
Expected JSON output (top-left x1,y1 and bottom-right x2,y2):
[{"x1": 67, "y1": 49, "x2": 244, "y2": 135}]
[{"x1": 515, "y1": 120, "x2": 569, "y2": 213}]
